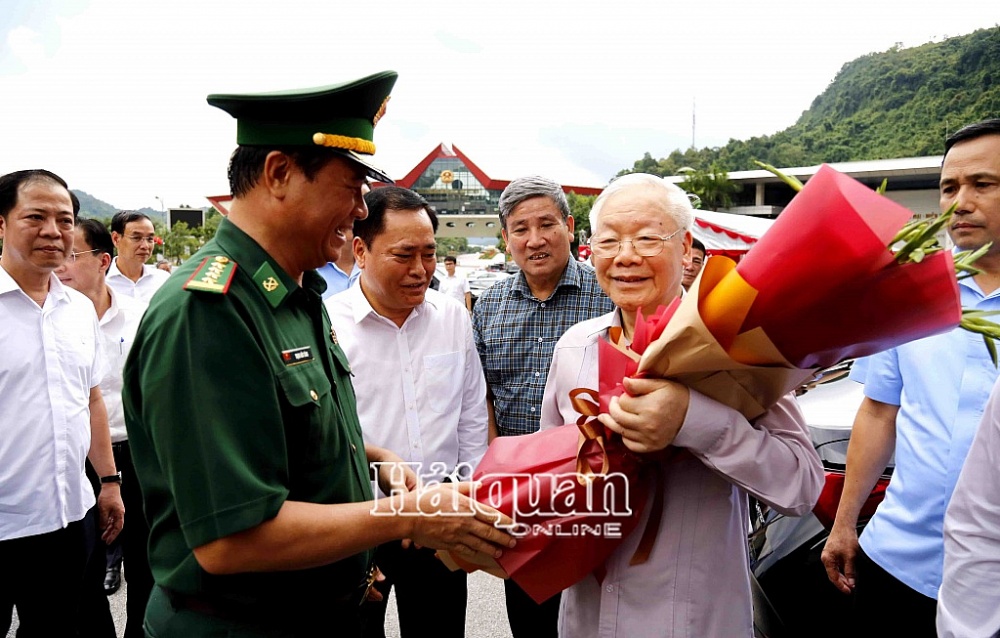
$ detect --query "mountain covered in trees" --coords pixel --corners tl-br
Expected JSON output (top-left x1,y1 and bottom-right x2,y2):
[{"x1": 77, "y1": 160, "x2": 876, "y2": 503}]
[
  {"x1": 72, "y1": 189, "x2": 164, "y2": 224},
  {"x1": 621, "y1": 26, "x2": 1000, "y2": 177}
]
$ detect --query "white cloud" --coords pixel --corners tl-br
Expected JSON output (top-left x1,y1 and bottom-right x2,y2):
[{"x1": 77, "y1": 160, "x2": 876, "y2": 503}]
[{"x1": 6, "y1": 25, "x2": 45, "y2": 68}]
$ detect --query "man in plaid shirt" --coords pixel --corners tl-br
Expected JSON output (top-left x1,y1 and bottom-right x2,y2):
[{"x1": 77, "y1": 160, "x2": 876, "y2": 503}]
[{"x1": 471, "y1": 175, "x2": 614, "y2": 637}]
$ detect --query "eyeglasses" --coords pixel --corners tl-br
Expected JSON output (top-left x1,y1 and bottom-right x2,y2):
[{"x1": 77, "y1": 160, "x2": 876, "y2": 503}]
[
  {"x1": 589, "y1": 228, "x2": 684, "y2": 259},
  {"x1": 68, "y1": 248, "x2": 102, "y2": 262},
  {"x1": 126, "y1": 235, "x2": 156, "y2": 244}
]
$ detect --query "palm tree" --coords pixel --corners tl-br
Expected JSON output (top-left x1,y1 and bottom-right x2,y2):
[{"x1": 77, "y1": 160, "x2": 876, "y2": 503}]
[{"x1": 677, "y1": 164, "x2": 740, "y2": 210}]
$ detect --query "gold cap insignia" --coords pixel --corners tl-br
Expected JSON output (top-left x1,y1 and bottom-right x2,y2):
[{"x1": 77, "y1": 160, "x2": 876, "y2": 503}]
[{"x1": 373, "y1": 95, "x2": 390, "y2": 127}]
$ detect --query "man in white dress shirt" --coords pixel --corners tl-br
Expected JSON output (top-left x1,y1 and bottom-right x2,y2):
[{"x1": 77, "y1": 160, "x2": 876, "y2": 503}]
[
  {"x1": 326, "y1": 186, "x2": 488, "y2": 638},
  {"x1": 107, "y1": 210, "x2": 169, "y2": 302},
  {"x1": 58, "y1": 217, "x2": 152, "y2": 638},
  {"x1": 0, "y1": 170, "x2": 124, "y2": 636},
  {"x1": 438, "y1": 255, "x2": 471, "y2": 311},
  {"x1": 938, "y1": 378, "x2": 1000, "y2": 638}
]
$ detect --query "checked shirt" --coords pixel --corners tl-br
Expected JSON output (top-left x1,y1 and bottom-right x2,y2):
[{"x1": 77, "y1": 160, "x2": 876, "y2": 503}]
[{"x1": 472, "y1": 259, "x2": 614, "y2": 437}]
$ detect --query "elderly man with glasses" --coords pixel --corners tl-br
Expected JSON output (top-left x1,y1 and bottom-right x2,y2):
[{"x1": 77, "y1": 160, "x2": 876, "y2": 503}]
[
  {"x1": 538, "y1": 173, "x2": 822, "y2": 637},
  {"x1": 107, "y1": 210, "x2": 169, "y2": 302}
]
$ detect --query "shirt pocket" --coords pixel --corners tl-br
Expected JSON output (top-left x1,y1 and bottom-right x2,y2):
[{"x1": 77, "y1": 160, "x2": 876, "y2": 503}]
[
  {"x1": 423, "y1": 351, "x2": 463, "y2": 414},
  {"x1": 277, "y1": 362, "x2": 340, "y2": 470},
  {"x1": 278, "y1": 362, "x2": 332, "y2": 411},
  {"x1": 55, "y1": 322, "x2": 99, "y2": 401}
]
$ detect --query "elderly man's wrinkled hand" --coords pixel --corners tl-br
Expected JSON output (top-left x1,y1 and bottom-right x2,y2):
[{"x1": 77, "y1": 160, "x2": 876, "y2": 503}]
[{"x1": 599, "y1": 376, "x2": 689, "y2": 454}]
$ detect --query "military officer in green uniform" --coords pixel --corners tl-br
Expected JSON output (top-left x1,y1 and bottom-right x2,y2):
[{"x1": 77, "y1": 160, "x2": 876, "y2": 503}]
[{"x1": 122, "y1": 72, "x2": 514, "y2": 638}]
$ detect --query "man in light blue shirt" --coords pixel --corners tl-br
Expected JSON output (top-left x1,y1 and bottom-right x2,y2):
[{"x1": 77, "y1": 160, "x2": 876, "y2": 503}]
[
  {"x1": 822, "y1": 118, "x2": 1000, "y2": 636},
  {"x1": 316, "y1": 252, "x2": 360, "y2": 299},
  {"x1": 318, "y1": 185, "x2": 368, "y2": 299}
]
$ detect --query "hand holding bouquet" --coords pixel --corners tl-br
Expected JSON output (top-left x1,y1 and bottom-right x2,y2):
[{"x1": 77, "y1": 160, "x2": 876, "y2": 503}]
[{"x1": 440, "y1": 164, "x2": 1000, "y2": 601}]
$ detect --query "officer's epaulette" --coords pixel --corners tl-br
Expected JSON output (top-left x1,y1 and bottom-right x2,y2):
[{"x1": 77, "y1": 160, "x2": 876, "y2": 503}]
[{"x1": 183, "y1": 255, "x2": 237, "y2": 294}]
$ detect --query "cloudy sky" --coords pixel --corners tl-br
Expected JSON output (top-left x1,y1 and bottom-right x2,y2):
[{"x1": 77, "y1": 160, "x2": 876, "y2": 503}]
[{"x1": 1, "y1": 0, "x2": 996, "y2": 209}]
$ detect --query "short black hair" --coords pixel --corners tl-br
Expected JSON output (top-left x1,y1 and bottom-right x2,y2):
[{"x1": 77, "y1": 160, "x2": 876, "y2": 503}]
[
  {"x1": 0, "y1": 169, "x2": 70, "y2": 219},
  {"x1": 76, "y1": 218, "x2": 115, "y2": 274},
  {"x1": 227, "y1": 145, "x2": 347, "y2": 199},
  {"x1": 944, "y1": 119, "x2": 1000, "y2": 157},
  {"x1": 444, "y1": 255, "x2": 457, "y2": 264},
  {"x1": 355, "y1": 186, "x2": 438, "y2": 248},
  {"x1": 111, "y1": 210, "x2": 153, "y2": 234},
  {"x1": 691, "y1": 237, "x2": 706, "y2": 253}
]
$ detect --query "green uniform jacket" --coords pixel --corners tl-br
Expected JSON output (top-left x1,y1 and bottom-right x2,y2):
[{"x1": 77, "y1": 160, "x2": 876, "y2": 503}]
[{"x1": 123, "y1": 218, "x2": 373, "y2": 636}]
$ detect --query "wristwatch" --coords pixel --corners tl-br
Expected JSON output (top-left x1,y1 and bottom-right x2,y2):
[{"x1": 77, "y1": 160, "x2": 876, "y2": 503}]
[{"x1": 100, "y1": 472, "x2": 123, "y2": 485}]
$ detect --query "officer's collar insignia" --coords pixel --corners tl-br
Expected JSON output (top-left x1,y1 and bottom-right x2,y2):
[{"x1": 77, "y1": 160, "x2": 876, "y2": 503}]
[
  {"x1": 252, "y1": 262, "x2": 289, "y2": 308},
  {"x1": 183, "y1": 256, "x2": 237, "y2": 294},
  {"x1": 281, "y1": 346, "x2": 314, "y2": 366},
  {"x1": 330, "y1": 327, "x2": 339, "y2": 345}
]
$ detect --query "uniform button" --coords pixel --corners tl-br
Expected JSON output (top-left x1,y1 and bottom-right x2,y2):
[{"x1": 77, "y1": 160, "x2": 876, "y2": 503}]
[
  {"x1": 351, "y1": 443, "x2": 357, "y2": 453},
  {"x1": 309, "y1": 390, "x2": 319, "y2": 401}
]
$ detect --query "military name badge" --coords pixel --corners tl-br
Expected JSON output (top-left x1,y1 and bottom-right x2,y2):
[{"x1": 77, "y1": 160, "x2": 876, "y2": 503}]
[
  {"x1": 281, "y1": 346, "x2": 314, "y2": 366},
  {"x1": 183, "y1": 256, "x2": 237, "y2": 293}
]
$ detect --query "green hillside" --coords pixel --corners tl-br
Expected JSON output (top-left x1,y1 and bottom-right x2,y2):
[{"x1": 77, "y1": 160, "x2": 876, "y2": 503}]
[
  {"x1": 72, "y1": 189, "x2": 164, "y2": 224},
  {"x1": 621, "y1": 26, "x2": 1000, "y2": 176}
]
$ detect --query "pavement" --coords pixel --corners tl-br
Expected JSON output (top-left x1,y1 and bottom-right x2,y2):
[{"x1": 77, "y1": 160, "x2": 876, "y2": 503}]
[{"x1": 6, "y1": 568, "x2": 513, "y2": 638}]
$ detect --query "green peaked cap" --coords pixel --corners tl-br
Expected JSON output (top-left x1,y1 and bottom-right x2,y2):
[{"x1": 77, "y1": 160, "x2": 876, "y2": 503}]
[{"x1": 207, "y1": 70, "x2": 398, "y2": 182}]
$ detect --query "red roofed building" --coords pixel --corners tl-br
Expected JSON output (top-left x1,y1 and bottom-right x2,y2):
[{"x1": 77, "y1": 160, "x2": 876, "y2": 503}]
[{"x1": 384, "y1": 143, "x2": 603, "y2": 216}]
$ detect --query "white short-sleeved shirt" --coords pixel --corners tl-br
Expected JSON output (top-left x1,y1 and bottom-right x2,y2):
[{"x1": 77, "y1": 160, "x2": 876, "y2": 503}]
[
  {"x1": 438, "y1": 272, "x2": 470, "y2": 307},
  {"x1": 0, "y1": 267, "x2": 107, "y2": 541},
  {"x1": 99, "y1": 287, "x2": 146, "y2": 443},
  {"x1": 107, "y1": 257, "x2": 170, "y2": 303}
]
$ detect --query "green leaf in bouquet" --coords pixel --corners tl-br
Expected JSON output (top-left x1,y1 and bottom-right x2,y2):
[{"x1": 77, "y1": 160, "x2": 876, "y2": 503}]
[
  {"x1": 954, "y1": 243, "x2": 992, "y2": 280},
  {"x1": 960, "y1": 309, "x2": 1000, "y2": 367},
  {"x1": 753, "y1": 160, "x2": 804, "y2": 192},
  {"x1": 893, "y1": 202, "x2": 957, "y2": 264}
]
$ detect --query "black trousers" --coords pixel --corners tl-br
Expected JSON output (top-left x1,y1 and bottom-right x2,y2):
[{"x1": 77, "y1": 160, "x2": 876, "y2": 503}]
[
  {"x1": 78, "y1": 506, "x2": 117, "y2": 638},
  {"x1": 0, "y1": 516, "x2": 90, "y2": 637},
  {"x1": 504, "y1": 579, "x2": 560, "y2": 638},
  {"x1": 853, "y1": 547, "x2": 937, "y2": 637},
  {"x1": 361, "y1": 542, "x2": 467, "y2": 638},
  {"x1": 113, "y1": 441, "x2": 154, "y2": 638}
]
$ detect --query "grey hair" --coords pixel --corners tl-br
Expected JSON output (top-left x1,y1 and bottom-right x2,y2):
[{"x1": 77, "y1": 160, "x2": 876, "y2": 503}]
[
  {"x1": 589, "y1": 173, "x2": 694, "y2": 235},
  {"x1": 498, "y1": 176, "x2": 571, "y2": 229}
]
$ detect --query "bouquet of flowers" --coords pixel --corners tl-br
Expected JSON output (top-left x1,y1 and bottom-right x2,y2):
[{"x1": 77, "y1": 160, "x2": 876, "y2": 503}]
[{"x1": 439, "y1": 164, "x2": 998, "y2": 602}]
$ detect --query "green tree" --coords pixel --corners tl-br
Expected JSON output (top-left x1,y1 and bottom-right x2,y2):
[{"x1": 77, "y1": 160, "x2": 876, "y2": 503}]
[
  {"x1": 194, "y1": 208, "x2": 223, "y2": 242},
  {"x1": 677, "y1": 165, "x2": 740, "y2": 210},
  {"x1": 436, "y1": 236, "x2": 470, "y2": 257},
  {"x1": 160, "y1": 221, "x2": 201, "y2": 263},
  {"x1": 614, "y1": 26, "x2": 1000, "y2": 175}
]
